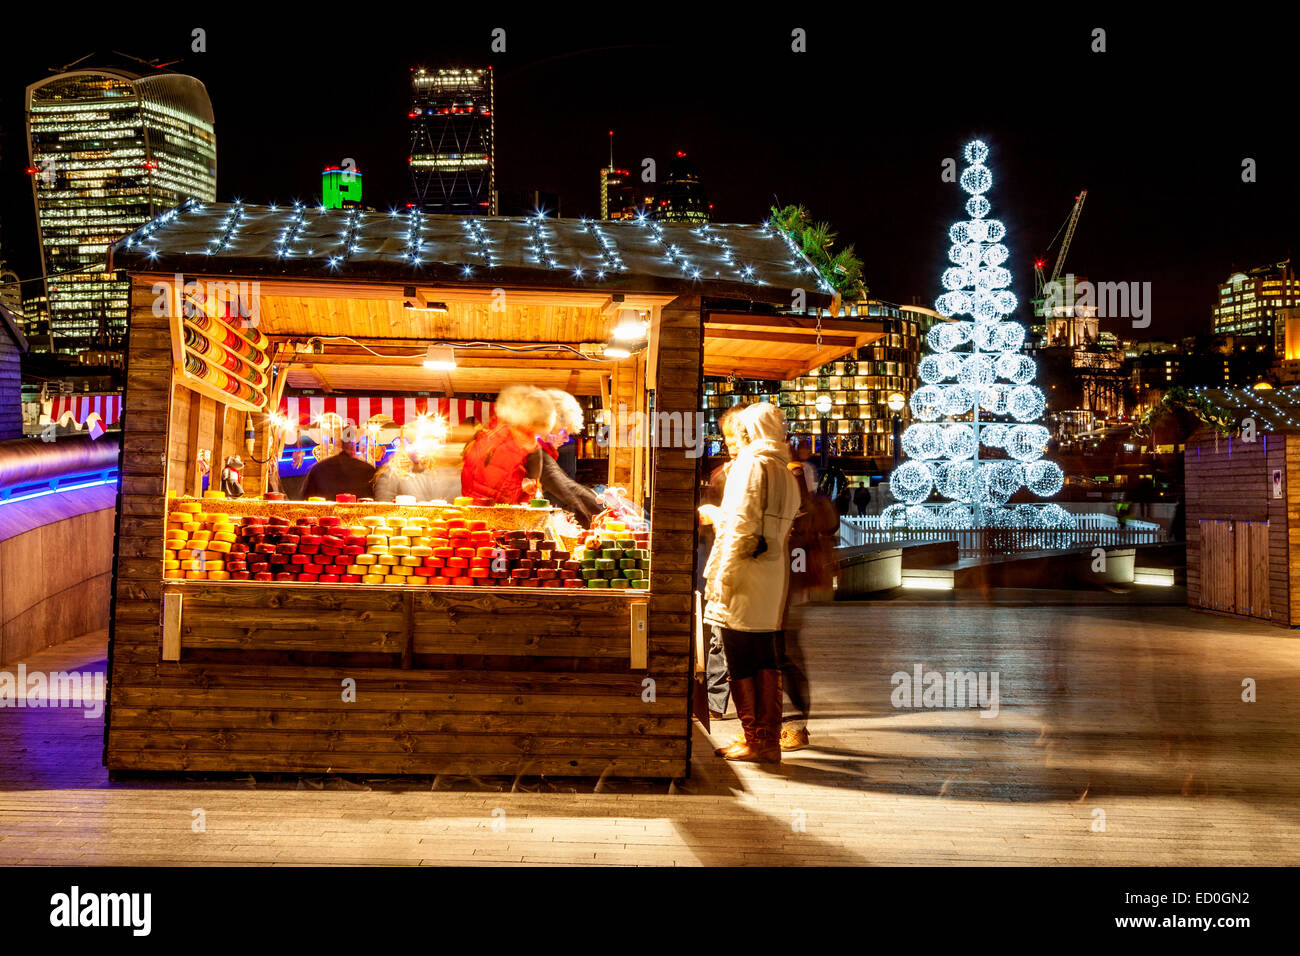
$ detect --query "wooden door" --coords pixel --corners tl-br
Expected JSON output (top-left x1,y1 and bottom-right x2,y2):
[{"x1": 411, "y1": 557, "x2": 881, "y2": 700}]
[{"x1": 1200, "y1": 519, "x2": 1270, "y2": 619}]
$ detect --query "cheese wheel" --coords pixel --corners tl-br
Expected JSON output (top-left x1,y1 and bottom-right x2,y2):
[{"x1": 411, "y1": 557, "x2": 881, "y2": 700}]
[
  {"x1": 177, "y1": 501, "x2": 202, "y2": 513},
  {"x1": 163, "y1": 559, "x2": 181, "y2": 571},
  {"x1": 365, "y1": 534, "x2": 388, "y2": 546},
  {"x1": 208, "y1": 540, "x2": 232, "y2": 553},
  {"x1": 361, "y1": 516, "x2": 385, "y2": 528},
  {"x1": 384, "y1": 574, "x2": 407, "y2": 584},
  {"x1": 391, "y1": 564, "x2": 413, "y2": 575},
  {"x1": 410, "y1": 537, "x2": 431, "y2": 549},
  {"x1": 363, "y1": 573, "x2": 385, "y2": 584},
  {"x1": 377, "y1": 554, "x2": 397, "y2": 566},
  {"x1": 207, "y1": 570, "x2": 231, "y2": 581},
  {"x1": 356, "y1": 554, "x2": 377, "y2": 565},
  {"x1": 164, "y1": 569, "x2": 184, "y2": 579},
  {"x1": 388, "y1": 545, "x2": 410, "y2": 557},
  {"x1": 411, "y1": 546, "x2": 433, "y2": 557},
  {"x1": 400, "y1": 556, "x2": 422, "y2": 567},
  {"x1": 346, "y1": 564, "x2": 367, "y2": 575},
  {"x1": 341, "y1": 574, "x2": 362, "y2": 583},
  {"x1": 185, "y1": 570, "x2": 207, "y2": 579}
]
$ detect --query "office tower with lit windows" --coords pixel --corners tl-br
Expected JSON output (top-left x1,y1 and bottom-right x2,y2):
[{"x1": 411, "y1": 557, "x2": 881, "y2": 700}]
[
  {"x1": 26, "y1": 61, "x2": 217, "y2": 355},
  {"x1": 408, "y1": 67, "x2": 496, "y2": 214},
  {"x1": 599, "y1": 131, "x2": 643, "y2": 220},
  {"x1": 1212, "y1": 261, "x2": 1300, "y2": 353},
  {"x1": 654, "y1": 151, "x2": 710, "y2": 223}
]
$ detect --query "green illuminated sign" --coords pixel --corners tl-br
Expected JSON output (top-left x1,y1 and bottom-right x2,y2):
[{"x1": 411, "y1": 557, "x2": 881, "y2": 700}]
[{"x1": 322, "y1": 167, "x2": 362, "y2": 209}]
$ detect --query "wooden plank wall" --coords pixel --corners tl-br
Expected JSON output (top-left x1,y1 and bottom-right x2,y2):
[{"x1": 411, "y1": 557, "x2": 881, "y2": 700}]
[
  {"x1": 105, "y1": 279, "x2": 700, "y2": 778},
  {"x1": 1184, "y1": 428, "x2": 1289, "y2": 625},
  {"x1": 0, "y1": 330, "x2": 21, "y2": 441},
  {"x1": 645, "y1": 295, "x2": 702, "y2": 771}
]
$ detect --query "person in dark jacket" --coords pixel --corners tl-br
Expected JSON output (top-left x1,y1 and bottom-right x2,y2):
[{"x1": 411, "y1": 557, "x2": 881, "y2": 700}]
[
  {"x1": 300, "y1": 442, "x2": 376, "y2": 501},
  {"x1": 853, "y1": 481, "x2": 871, "y2": 515}
]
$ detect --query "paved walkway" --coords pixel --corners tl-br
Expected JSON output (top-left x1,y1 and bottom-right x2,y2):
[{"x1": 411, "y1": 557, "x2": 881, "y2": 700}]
[{"x1": 1, "y1": 595, "x2": 1297, "y2": 865}]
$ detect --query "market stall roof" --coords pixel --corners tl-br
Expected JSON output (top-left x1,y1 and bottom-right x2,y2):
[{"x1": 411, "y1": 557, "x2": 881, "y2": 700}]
[
  {"x1": 1190, "y1": 386, "x2": 1300, "y2": 432},
  {"x1": 702, "y1": 310, "x2": 885, "y2": 380},
  {"x1": 108, "y1": 200, "x2": 836, "y2": 310}
]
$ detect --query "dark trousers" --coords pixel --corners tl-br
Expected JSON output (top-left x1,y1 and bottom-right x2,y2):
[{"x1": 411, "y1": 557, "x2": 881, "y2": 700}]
[
  {"x1": 775, "y1": 629, "x2": 810, "y2": 723},
  {"x1": 714, "y1": 625, "x2": 780, "y2": 682}
]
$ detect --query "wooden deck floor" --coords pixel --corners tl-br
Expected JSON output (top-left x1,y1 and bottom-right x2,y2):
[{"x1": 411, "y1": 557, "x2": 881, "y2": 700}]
[{"x1": 2, "y1": 596, "x2": 1299, "y2": 865}]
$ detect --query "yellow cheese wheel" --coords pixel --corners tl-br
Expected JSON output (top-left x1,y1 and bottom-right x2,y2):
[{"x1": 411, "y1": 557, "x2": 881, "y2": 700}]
[
  {"x1": 385, "y1": 516, "x2": 407, "y2": 529},
  {"x1": 163, "y1": 548, "x2": 180, "y2": 560},
  {"x1": 201, "y1": 560, "x2": 224, "y2": 572},
  {"x1": 384, "y1": 574, "x2": 407, "y2": 584},
  {"x1": 165, "y1": 569, "x2": 185, "y2": 579},
  {"x1": 203, "y1": 490, "x2": 226, "y2": 499},
  {"x1": 454, "y1": 496, "x2": 474, "y2": 506},
  {"x1": 207, "y1": 570, "x2": 231, "y2": 581},
  {"x1": 388, "y1": 535, "x2": 411, "y2": 547},
  {"x1": 176, "y1": 549, "x2": 195, "y2": 560},
  {"x1": 346, "y1": 564, "x2": 367, "y2": 575},
  {"x1": 185, "y1": 570, "x2": 207, "y2": 580},
  {"x1": 182, "y1": 522, "x2": 203, "y2": 534},
  {"x1": 365, "y1": 534, "x2": 388, "y2": 546},
  {"x1": 213, "y1": 532, "x2": 237, "y2": 544},
  {"x1": 388, "y1": 545, "x2": 410, "y2": 557},
  {"x1": 356, "y1": 554, "x2": 377, "y2": 566},
  {"x1": 400, "y1": 556, "x2": 422, "y2": 567},
  {"x1": 411, "y1": 546, "x2": 433, "y2": 557},
  {"x1": 308, "y1": 496, "x2": 327, "y2": 502},
  {"x1": 361, "y1": 516, "x2": 385, "y2": 528},
  {"x1": 207, "y1": 540, "x2": 232, "y2": 553},
  {"x1": 177, "y1": 501, "x2": 202, "y2": 514},
  {"x1": 190, "y1": 531, "x2": 211, "y2": 543},
  {"x1": 348, "y1": 525, "x2": 368, "y2": 536},
  {"x1": 362, "y1": 573, "x2": 385, "y2": 584},
  {"x1": 163, "y1": 559, "x2": 180, "y2": 571},
  {"x1": 392, "y1": 565, "x2": 413, "y2": 575},
  {"x1": 377, "y1": 554, "x2": 397, "y2": 566},
  {"x1": 368, "y1": 547, "x2": 390, "y2": 558}
]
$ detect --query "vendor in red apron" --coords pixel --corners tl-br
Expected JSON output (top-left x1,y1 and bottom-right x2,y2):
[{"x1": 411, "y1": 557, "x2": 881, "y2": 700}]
[{"x1": 461, "y1": 385, "x2": 558, "y2": 503}]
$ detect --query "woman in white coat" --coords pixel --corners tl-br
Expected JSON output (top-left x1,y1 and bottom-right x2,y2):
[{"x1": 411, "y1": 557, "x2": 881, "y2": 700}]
[{"x1": 700, "y1": 401, "x2": 801, "y2": 763}]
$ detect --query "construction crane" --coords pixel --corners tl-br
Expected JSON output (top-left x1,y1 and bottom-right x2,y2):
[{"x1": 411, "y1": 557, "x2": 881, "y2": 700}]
[{"x1": 1032, "y1": 189, "x2": 1088, "y2": 317}]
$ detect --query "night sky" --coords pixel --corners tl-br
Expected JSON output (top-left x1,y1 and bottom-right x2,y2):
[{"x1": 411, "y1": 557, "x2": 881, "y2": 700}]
[{"x1": 1, "y1": 10, "x2": 1296, "y2": 340}]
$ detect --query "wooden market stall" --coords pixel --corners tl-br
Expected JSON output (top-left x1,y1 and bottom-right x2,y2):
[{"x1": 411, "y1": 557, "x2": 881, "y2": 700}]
[
  {"x1": 102, "y1": 203, "x2": 845, "y2": 777},
  {"x1": 1184, "y1": 387, "x2": 1300, "y2": 627}
]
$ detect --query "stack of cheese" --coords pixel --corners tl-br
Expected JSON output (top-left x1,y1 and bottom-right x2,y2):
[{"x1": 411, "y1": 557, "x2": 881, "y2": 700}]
[
  {"x1": 164, "y1": 500, "x2": 250, "y2": 580},
  {"x1": 575, "y1": 520, "x2": 651, "y2": 589}
]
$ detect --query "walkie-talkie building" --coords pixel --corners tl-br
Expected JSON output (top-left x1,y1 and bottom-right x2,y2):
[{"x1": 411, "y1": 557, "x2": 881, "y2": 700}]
[
  {"x1": 408, "y1": 67, "x2": 496, "y2": 215},
  {"x1": 26, "y1": 64, "x2": 216, "y2": 354}
]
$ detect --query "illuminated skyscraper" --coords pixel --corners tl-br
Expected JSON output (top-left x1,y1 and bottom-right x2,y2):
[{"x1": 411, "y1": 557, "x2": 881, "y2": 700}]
[
  {"x1": 655, "y1": 151, "x2": 710, "y2": 224},
  {"x1": 408, "y1": 67, "x2": 496, "y2": 214},
  {"x1": 599, "y1": 130, "x2": 643, "y2": 220},
  {"x1": 26, "y1": 60, "x2": 217, "y2": 354}
]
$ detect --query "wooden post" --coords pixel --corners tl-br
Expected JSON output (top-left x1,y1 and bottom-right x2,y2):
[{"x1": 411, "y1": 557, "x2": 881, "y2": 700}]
[
  {"x1": 629, "y1": 602, "x2": 647, "y2": 669},
  {"x1": 161, "y1": 592, "x2": 182, "y2": 661}
]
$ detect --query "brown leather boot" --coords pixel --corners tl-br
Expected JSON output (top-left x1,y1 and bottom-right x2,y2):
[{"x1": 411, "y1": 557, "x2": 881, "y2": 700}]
[
  {"x1": 724, "y1": 671, "x2": 782, "y2": 763},
  {"x1": 714, "y1": 677, "x2": 757, "y2": 756}
]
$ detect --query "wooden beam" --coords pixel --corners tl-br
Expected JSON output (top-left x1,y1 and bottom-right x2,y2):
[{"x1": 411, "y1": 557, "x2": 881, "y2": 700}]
[{"x1": 704, "y1": 328, "x2": 860, "y2": 347}]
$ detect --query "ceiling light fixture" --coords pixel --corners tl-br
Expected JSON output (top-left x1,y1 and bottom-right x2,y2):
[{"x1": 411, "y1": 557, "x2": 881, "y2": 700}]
[{"x1": 422, "y1": 345, "x2": 456, "y2": 370}]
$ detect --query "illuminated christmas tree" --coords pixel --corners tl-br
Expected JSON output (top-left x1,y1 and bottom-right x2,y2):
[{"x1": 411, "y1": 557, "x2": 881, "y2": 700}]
[{"x1": 883, "y1": 140, "x2": 1071, "y2": 531}]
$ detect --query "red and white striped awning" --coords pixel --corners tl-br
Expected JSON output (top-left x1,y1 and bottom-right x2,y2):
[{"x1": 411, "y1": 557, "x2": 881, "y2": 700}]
[
  {"x1": 48, "y1": 394, "x2": 123, "y2": 427},
  {"x1": 278, "y1": 396, "x2": 495, "y2": 429}
]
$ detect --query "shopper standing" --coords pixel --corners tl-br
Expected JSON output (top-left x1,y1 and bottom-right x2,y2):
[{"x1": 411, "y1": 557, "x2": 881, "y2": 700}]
[
  {"x1": 698, "y1": 404, "x2": 746, "y2": 721},
  {"x1": 701, "y1": 402, "x2": 801, "y2": 764}
]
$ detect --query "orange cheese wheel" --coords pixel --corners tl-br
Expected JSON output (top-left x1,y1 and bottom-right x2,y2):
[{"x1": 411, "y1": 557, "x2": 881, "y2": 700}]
[{"x1": 362, "y1": 573, "x2": 385, "y2": 584}]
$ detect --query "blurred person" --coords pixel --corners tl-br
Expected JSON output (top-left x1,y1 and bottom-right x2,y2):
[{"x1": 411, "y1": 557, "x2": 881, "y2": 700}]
[
  {"x1": 698, "y1": 404, "x2": 747, "y2": 721},
  {"x1": 777, "y1": 448, "x2": 840, "y2": 751},
  {"x1": 538, "y1": 389, "x2": 601, "y2": 526},
  {"x1": 423, "y1": 422, "x2": 476, "y2": 502},
  {"x1": 701, "y1": 402, "x2": 801, "y2": 763},
  {"x1": 300, "y1": 440, "x2": 376, "y2": 501},
  {"x1": 853, "y1": 481, "x2": 871, "y2": 515},
  {"x1": 461, "y1": 385, "x2": 556, "y2": 503}
]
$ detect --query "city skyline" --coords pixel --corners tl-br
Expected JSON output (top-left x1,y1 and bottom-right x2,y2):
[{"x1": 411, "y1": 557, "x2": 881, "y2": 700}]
[{"x1": 0, "y1": 14, "x2": 1296, "y2": 341}]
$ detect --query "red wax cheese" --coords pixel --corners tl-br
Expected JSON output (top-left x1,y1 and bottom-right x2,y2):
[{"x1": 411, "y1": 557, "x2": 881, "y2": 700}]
[
  {"x1": 318, "y1": 574, "x2": 339, "y2": 583},
  {"x1": 254, "y1": 572, "x2": 273, "y2": 581}
]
